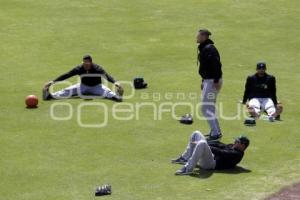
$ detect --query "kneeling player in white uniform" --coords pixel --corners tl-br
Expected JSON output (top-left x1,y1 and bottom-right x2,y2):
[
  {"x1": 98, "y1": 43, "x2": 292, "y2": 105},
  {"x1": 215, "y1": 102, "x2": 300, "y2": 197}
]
[
  {"x1": 171, "y1": 130, "x2": 249, "y2": 175},
  {"x1": 43, "y1": 55, "x2": 123, "y2": 102},
  {"x1": 242, "y1": 62, "x2": 283, "y2": 121}
]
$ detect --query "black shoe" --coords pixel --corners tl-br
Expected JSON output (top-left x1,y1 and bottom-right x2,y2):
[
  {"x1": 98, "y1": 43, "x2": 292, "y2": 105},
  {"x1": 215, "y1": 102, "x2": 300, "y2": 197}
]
[
  {"x1": 111, "y1": 96, "x2": 123, "y2": 102},
  {"x1": 249, "y1": 114, "x2": 257, "y2": 118},
  {"x1": 206, "y1": 134, "x2": 222, "y2": 141},
  {"x1": 95, "y1": 184, "x2": 112, "y2": 196},
  {"x1": 244, "y1": 118, "x2": 256, "y2": 126},
  {"x1": 171, "y1": 156, "x2": 187, "y2": 164},
  {"x1": 42, "y1": 88, "x2": 53, "y2": 100},
  {"x1": 268, "y1": 116, "x2": 275, "y2": 122},
  {"x1": 275, "y1": 115, "x2": 281, "y2": 121}
]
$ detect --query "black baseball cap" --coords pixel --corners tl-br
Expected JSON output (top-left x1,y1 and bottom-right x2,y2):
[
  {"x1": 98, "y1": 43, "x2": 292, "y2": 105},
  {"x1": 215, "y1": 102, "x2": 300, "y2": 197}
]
[
  {"x1": 256, "y1": 62, "x2": 266, "y2": 70},
  {"x1": 199, "y1": 29, "x2": 212, "y2": 36},
  {"x1": 83, "y1": 55, "x2": 92, "y2": 61},
  {"x1": 235, "y1": 136, "x2": 250, "y2": 148}
]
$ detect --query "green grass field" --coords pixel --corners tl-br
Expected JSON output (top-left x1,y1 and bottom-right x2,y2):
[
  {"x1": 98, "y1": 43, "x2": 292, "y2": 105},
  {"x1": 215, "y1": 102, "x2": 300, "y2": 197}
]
[{"x1": 1, "y1": 0, "x2": 300, "y2": 199}]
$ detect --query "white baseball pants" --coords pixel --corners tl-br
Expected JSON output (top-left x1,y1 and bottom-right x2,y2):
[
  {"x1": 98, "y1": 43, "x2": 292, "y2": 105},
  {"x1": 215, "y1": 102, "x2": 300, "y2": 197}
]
[{"x1": 248, "y1": 98, "x2": 276, "y2": 116}]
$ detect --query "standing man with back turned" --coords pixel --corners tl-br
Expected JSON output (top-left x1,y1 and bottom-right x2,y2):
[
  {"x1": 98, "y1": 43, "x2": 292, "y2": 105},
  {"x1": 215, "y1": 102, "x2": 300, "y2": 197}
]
[{"x1": 197, "y1": 29, "x2": 223, "y2": 141}]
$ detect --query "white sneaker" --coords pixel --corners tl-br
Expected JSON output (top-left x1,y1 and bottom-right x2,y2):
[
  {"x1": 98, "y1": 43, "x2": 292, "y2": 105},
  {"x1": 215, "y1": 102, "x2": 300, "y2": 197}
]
[{"x1": 175, "y1": 167, "x2": 193, "y2": 175}]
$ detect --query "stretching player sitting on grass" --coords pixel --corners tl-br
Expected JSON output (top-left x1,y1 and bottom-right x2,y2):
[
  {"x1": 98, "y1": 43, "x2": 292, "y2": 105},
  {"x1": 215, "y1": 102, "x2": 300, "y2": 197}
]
[
  {"x1": 43, "y1": 55, "x2": 123, "y2": 102},
  {"x1": 172, "y1": 130, "x2": 249, "y2": 175},
  {"x1": 242, "y1": 62, "x2": 283, "y2": 121}
]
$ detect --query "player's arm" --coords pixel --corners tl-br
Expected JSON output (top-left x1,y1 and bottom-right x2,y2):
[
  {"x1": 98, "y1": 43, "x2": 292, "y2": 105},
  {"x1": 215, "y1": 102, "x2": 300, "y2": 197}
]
[
  {"x1": 208, "y1": 142, "x2": 227, "y2": 148},
  {"x1": 270, "y1": 76, "x2": 278, "y2": 105},
  {"x1": 242, "y1": 76, "x2": 251, "y2": 104},
  {"x1": 96, "y1": 66, "x2": 124, "y2": 94},
  {"x1": 97, "y1": 66, "x2": 116, "y2": 84},
  {"x1": 207, "y1": 47, "x2": 222, "y2": 84},
  {"x1": 44, "y1": 66, "x2": 79, "y2": 89},
  {"x1": 105, "y1": 72, "x2": 116, "y2": 84},
  {"x1": 210, "y1": 146, "x2": 240, "y2": 158}
]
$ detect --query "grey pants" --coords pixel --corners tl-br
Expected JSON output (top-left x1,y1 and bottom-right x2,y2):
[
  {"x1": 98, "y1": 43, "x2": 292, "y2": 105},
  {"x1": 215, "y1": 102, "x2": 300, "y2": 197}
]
[
  {"x1": 182, "y1": 130, "x2": 216, "y2": 171},
  {"x1": 52, "y1": 83, "x2": 118, "y2": 99},
  {"x1": 201, "y1": 79, "x2": 222, "y2": 136}
]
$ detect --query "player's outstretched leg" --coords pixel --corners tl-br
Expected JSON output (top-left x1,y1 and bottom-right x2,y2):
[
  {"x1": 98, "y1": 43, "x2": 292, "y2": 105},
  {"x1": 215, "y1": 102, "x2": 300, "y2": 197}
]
[
  {"x1": 103, "y1": 84, "x2": 123, "y2": 102},
  {"x1": 85, "y1": 84, "x2": 123, "y2": 102},
  {"x1": 44, "y1": 83, "x2": 80, "y2": 100}
]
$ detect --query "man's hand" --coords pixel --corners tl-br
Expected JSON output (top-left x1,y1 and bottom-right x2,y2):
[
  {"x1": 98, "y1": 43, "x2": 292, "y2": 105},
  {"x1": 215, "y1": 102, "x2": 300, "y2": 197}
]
[
  {"x1": 239, "y1": 100, "x2": 246, "y2": 104},
  {"x1": 44, "y1": 81, "x2": 53, "y2": 90},
  {"x1": 213, "y1": 82, "x2": 222, "y2": 91},
  {"x1": 114, "y1": 82, "x2": 124, "y2": 96},
  {"x1": 114, "y1": 82, "x2": 121, "y2": 87},
  {"x1": 239, "y1": 100, "x2": 250, "y2": 109}
]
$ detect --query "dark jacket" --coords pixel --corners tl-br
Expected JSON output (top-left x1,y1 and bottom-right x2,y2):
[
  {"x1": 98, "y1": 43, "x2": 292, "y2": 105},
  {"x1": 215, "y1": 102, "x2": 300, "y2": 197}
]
[
  {"x1": 53, "y1": 63, "x2": 116, "y2": 86},
  {"x1": 242, "y1": 73, "x2": 277, "y2": 105},
  {"x1": 198, "y1": 39, "x2": 222, "y2": 83},
  {"x1": 209, "y1": 142, "x2": 244, "y2": 169}
]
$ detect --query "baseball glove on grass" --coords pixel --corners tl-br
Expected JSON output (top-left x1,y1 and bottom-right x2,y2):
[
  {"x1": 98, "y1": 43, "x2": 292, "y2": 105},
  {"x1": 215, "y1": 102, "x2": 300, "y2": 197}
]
[
  {"x1": 95, "y1": 184, "x2": 112, "y2": 196},
  {"x1": 180, "y1": 114, "x2": 193, "y2": 125}
]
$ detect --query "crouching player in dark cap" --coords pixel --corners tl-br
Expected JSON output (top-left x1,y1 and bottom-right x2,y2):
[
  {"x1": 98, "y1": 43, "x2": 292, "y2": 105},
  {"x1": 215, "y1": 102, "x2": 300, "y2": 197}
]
[
  {"x1": 171, "y1": 130, "x2": 249, "y2": 175},
  {"x1": 242, "y1": 62, "x2": 283, "y2": 121},
  {"x1": 43, "y1": 55, "x2": 123, "y2": 102}
]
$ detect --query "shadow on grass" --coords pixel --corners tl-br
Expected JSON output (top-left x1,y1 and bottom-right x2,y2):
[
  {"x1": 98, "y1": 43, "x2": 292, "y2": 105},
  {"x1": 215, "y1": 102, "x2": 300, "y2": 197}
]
[
  {"x1": 26, "y1": 106, "x2": 39, "y2": 109},
  {"x1": 47, "y1": 95, "x2": 118, "y2": 101},
  {"x1": 190, "y1": 166, "x2": 251, "y2": 179}
]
